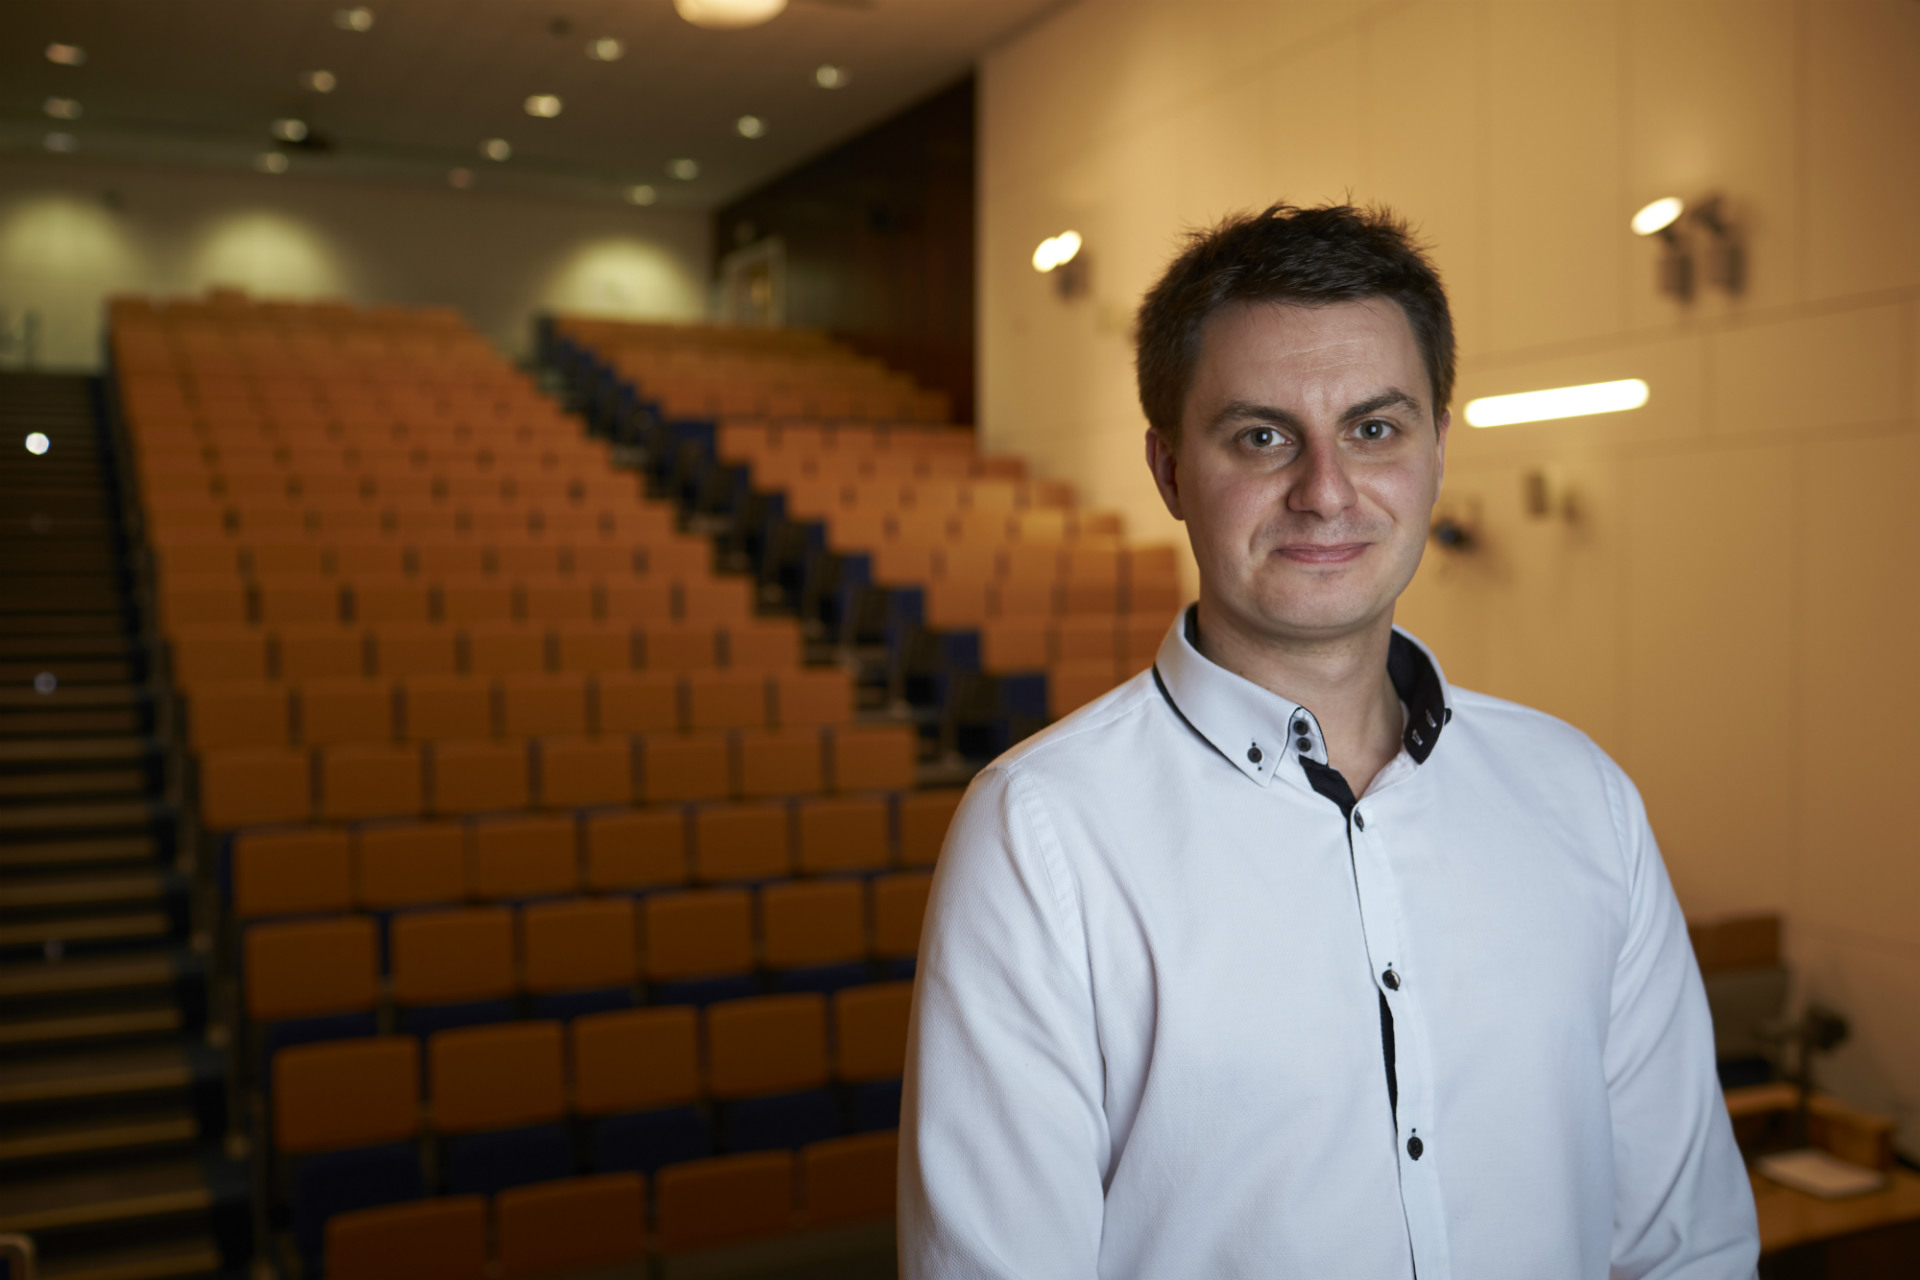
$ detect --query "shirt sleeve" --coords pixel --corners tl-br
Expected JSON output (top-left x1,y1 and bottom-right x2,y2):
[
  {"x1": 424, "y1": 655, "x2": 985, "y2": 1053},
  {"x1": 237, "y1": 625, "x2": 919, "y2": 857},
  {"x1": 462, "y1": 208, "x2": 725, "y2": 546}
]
[
  {"x1": 899, "y1": 762, "x2": 1109, "y2": 1280},
  {"x1": 1599, "y1": 754, "x2": 1760, "y2": 1279}
]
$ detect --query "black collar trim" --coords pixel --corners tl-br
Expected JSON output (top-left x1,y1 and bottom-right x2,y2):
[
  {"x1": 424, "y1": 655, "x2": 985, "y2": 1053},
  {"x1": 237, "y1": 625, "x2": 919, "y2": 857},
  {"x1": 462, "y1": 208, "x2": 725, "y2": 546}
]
[{"x1": 1386, "y1": 630, "x2": 1448, "y2": 764}]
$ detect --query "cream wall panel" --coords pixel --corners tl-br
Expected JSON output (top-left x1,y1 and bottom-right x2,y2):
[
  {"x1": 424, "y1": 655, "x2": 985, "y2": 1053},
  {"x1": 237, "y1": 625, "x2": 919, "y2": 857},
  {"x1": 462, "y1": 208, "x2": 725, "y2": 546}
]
[
  {"x1": 1791, "y1": 924, "x2": 1920, "y2": 1151},
  {"x1": 1482, "y1": 0, "x2": 1627, "y2": 354},
  {"x1": 1622, "y1": 444, "x2": 1794, "y2": 918},
  {"x1": 1709, "y1": 304, "x2": 1907, "y2": 437},
  {"x1": 1805, "y1": 0, "x2": 1920, "y2": 299},
  {"x1": 1794, "y1": 431, "x2": 1920, "y2": 949},
  {"x1": 1623, "y1": 0, "x2": 1799, "y2": 324}
]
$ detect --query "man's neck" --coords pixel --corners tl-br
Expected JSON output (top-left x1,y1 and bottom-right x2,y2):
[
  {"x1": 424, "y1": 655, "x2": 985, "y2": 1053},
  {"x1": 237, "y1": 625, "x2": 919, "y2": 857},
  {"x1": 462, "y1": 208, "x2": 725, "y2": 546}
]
[{"x1": 1192, "y1": 598, "x2": 1405, "y2": 798}]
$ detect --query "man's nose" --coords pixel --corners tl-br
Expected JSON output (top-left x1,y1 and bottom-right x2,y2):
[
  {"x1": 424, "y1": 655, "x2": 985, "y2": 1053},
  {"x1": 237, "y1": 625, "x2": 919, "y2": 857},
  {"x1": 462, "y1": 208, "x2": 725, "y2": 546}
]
[{"x1": 1287, "y1": 440, "x2": 1358, "y2": 518}]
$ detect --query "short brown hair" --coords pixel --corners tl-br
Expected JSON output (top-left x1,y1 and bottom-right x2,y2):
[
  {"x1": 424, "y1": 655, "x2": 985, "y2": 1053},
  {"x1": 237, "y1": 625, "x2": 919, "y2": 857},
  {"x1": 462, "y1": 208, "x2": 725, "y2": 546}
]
[{"x1": 1134, "y1": 202, "x2": 1456, "y2": 444}]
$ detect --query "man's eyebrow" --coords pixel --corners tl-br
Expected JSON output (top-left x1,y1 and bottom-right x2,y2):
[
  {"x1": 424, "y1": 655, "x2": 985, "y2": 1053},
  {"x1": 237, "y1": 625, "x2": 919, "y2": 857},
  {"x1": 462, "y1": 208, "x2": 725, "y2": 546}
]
[{"x1": 1207, "y1": 388, "x2": 1425, "y2": 433}]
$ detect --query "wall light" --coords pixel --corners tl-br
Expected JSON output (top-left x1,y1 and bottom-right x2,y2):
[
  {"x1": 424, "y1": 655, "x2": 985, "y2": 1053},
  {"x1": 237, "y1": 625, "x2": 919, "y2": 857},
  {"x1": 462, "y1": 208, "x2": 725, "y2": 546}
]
[
  {"x1": 667, "y1": 159, "x2": 699, "y2": 181},
  {"x1": 626, "y1": 185, "x2": 658, "y2": 206},
  {"x1": 1032, "y1": 230, "x2": 1082, "y2": 274},
  {"x1": 303, "y1": 70, "x2": 338, "y2": 92},
  {"x1": 255, "y1": 152, "x2": 289, "y2": 174},
  {"x1": 334, "y1": 8, "x2": 375, "y2": 32},
  {"x1": 45, "y1": 43, "x2": 87, "y2": 66},
  {"x1": 587, "y1": 37, "x2": 624, "y2": 61},
  {"x1": 816, "y1": 65, "x2": 849, "y2": 88},
  {"x1": 271, "y1": 119, "x2": 309, "y2": 143},
  {"x1": 25, "y1": 433, "x2": 51, "y2": 456},
  {"x1": 674, "y1": 0, "x2": 788, "y2": 30},
  {"x1": 736, "y1": 115, "x2": 765, "y2": 139},
  {"x1": 482, "y1": 139, "x2": 512, "y2": 161},
  {"x1": 44, "y1": 133, "x2": 77, "y2": 154},
  {"x1": 448, "y1": 168, "x2": 474, "y2": 189},
  {"x1": 44, "y1": 98, "x2": 82, "y2": 121},
  {"x1": 524, "y1": 95, "x2": 563, "y2": 118},
  {"x1": 1630, "y1": 197, "x2": 1691, "y2": 301},
  {"x1": 1630, "y1": 197, "x2": 1683, "y2": 237},
  {"x1": 1464, "y1": 378, "x2": 1648, "y2": 428}
]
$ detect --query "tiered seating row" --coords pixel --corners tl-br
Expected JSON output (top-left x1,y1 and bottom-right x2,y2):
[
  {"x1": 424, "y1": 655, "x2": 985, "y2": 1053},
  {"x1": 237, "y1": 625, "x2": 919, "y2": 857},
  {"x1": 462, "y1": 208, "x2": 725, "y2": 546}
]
[{"x1": 227, "y1": 789, "x2": 957, "y2": 918}]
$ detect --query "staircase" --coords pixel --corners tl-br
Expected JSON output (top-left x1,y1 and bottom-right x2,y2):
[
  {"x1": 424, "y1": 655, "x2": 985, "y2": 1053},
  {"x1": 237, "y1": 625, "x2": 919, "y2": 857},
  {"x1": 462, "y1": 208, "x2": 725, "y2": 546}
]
[{"x1": 0, "y1": 374, "x2": 245, "y2": 1279}]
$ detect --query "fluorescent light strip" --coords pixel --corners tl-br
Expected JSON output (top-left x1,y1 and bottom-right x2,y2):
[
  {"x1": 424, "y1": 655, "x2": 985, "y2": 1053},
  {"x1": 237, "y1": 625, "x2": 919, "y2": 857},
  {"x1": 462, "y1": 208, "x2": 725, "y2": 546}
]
[{"x1": 1464, "y1": 378, "x2": 1649, "y2": 428}]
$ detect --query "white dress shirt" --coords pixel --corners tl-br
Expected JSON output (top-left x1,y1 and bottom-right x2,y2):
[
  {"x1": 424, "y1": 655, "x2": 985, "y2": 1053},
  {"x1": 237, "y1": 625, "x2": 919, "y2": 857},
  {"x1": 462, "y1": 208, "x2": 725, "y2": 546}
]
[{"x1": 901, "y1": 612, "x2": 1758, "y2": 1279}]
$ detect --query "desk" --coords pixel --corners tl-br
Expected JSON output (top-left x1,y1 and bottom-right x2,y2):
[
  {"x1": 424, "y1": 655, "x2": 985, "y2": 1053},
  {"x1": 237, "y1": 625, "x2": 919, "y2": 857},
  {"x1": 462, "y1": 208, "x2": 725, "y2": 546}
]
[{"x1": 1754, "y1": 1167, "x2": 1920, "y2": 1278}]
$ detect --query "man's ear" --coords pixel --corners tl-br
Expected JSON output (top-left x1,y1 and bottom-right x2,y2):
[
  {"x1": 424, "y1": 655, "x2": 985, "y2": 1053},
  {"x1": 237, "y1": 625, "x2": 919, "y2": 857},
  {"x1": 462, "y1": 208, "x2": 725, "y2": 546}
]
[
  {"x1": 1145, "y1": 427, "x2": 1184, "y2": 522},
  {"x1": 1433, "y1": 407, "x2": 1451, "y2": 489}
]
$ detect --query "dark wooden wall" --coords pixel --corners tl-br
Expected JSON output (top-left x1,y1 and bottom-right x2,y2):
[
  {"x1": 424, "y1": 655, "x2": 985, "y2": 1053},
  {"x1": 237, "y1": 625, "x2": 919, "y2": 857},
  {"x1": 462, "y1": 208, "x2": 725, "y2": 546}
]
[{"x1": 714, "y1": 77, "x2": 975, "y2": 426}]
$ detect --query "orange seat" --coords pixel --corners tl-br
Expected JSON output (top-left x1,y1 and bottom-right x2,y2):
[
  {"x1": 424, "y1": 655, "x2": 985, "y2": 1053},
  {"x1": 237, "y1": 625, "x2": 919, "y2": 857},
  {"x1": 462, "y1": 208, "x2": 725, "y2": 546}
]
[
  {"x1": 231, "y1": 827, "x2": 352, "y2": 919},
  {"x1": 244, "y1": 915, "x2": 377, "y2": 1021},
  {"x1": 1121, "y1": 614, "x2": 1165, "y2": 670},
  {"x1": 469, "y1": 814, "x2": 577, "y2": 899},
  {"x1": 256, "y1": 575, "x2": 344, "y2": 627},
  {"x1": 601, "y1": 580, "x2": 675, "y2": 623},
  {"x1": 371, "y1": 623, "x2": 460, "y2": 678},
  {"x1": 595, "y1": 671, "x2": 681, "y2": 733},
  {"x1": 583, "y1": 808, "x2": 687, "y2": 891},
  {"x1": 273, "y1": 1036, "x2": 420, "y2": 1154},
  {"x1": 726, "y1": 620, "x2": 802, "y2": 669},
  {"x1": 794, "y1": 796, "x2": 889, "y2": 874},
  {"x1": 160, "y1": 574, "x2": 250, "y2": 628},
  {"x1": 467, "y1": 623, "x2": 548, "y2": 677},
  {"x1": 642, "y1": 623, "x2": 720, "y2": 672},
  {"x1": 570, "y1": 1006, "x2": 702, "y2": 1115},
  {"x1": 1054, "y1": 615, "x2": 1120, "y2": 664},
  {"x1": 537, "y1": 735, "x2": 633, "y2": 808},
  {"x1": 496, "y1": 1174, "x2": 647, "y2": 1279},
  {"x1": 199, "y1": 747, "x2": 312, "y2": 828},
  {"x1": 705, "y1": 993, "x2": 830, "y2": 1099},
  {"x1": 982, "y1": 618, "x2": 1050, "y2": 669},
  {"x1": 500, "y1": 672, "x2": 588, "y2": 736},
  {"x1": 349, "y1": 577, "x2": 432, "y2": 626},
  {"x1": 187, "y1": 681, "x2": 290, "y2": 751},
  {"x1": 355, "y1": 821, "x2": 469, "y2": 910},
  {"x1": 692, "y1": 802, "x2": 790, "y2": 883},
  {"x1": 321, "y1": 743, "x2": 425, "y2": 821},
  {"x1": 641, "y1": 889, "x2": 752, "y2": 982},
  {"x1": 678, "y1": 577, "x2": 753, "y2": 621},
  {"x1": 278, "y1": 624, "x2": 367, "y2": 681},
  {"x1": 760, "y1": 879, "x2": 866, "y2": 971},
  {"x1": 325, "y1": 1197, "x2": 487, "y2": 1280},
  {"x1": 639, "y1": 732, "x2": 731, "y2": 803},
  {"x1": 871, "y1": 872, "x2": 932, "y2": 961},
  {"x1": 1048, "y1": 661, "x2": 1122, "y2": 718},
  {"x1": 401, "y1": 675, "x2": 493, "y2": 741},
  {"x1": 685, "y1": 669, "x2": 770, "y2": 731},
  {"x1": 803, "y1": 1132, "x2": 899, "y2": 1227},
  {"x1": 496, "y1": 544, "x2": 565, "y2": 579},
  {"x1": 772, "y1": 668, "x2": 854, "y2": 728},
  {"x1": 414, "y1": 540, "x2": 486, "y2": 578},
  {"x1": 834, "y1": 981, "x2": 912, "y2": 1082},
  {"x1": 332, "y1": 539, "x2": 407, "y2": 578},
  {"x1": 554, "y1": 622, "x2": 634, "y2": 673},
  {"x1": 429, "y1": 1020, "x2": 567, "y2": 1134},
  {"x1": 390, "y1": 907, "x2": 515, "y2": 1008},
  {"x1": 430, "y1": 739, "x2": 531, "y2": 814},
  {"x1": 654, "y1": 1152, "x2": 795, "y2": 1254},
  {"x1": 737, "y1": 728, "x2": 824, "y2": 798},
  {"x1": 521, "y1": 897, "x2": 637, "y2": 996},
  {"x1": 170, "y1": 625, "x2": 268, "y2": 685},
  {"x1": 297, "y1": 678, "x2": 394, "y2": 746},
  {"x1": 438, "y1": 577, "x2": 515, "y2": 625},
  {"x1": 830, "y1": 724, "x2": 916, "y2": 792},
  {"x1": 898, "y1": 790, "x2": 963, "y2": 868},
  {"x1": 523, "y1": 581, "x2": 594, "y2": 624}
]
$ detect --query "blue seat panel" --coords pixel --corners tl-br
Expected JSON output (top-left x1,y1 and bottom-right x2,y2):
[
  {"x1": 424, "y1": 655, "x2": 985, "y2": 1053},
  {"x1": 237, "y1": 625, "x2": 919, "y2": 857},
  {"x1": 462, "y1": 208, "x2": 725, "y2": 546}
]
[
  {"x1": 442, "y1": 1123, "x2": 574, "y2": 1196},
  {"x1": 851, "y1": 1079, "x2": 904, "y2": 1133},
  {"x1": 724, "y1": 1089, "x2": 840, "y2": 1154},
  {"x1": 292, "y1": 1143, "x2": 424, "y2": 1269},
  {"x1": 591, "y1": 1105, "x2": 712, "y2": 1175}
]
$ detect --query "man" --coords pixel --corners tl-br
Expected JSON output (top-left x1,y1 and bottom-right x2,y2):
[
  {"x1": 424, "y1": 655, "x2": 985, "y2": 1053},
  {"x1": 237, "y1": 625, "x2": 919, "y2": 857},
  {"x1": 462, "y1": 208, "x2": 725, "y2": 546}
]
[{"x1": 900, "y1": 204, "x2": 1758, "y2": 1278}]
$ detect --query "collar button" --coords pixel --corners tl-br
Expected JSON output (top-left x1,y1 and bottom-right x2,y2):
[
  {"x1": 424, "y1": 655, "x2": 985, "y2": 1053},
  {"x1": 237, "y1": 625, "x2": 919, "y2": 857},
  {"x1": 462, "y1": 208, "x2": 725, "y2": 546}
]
[{"x1": 1246, "y1": 745, "x2": 1262, "y2": 764}]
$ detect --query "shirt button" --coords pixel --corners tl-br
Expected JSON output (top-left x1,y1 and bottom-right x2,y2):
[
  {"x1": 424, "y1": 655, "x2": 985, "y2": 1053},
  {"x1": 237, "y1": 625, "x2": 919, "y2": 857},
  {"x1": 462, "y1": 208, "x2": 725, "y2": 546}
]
[
  {"x1": 1407, "y1": 1135, "x2": 1424, "y2": 1160},
  {"x1": 1247, "y1": 745, "x2": 1263, "y2": 764},
  {"x1": 1292, "y1": 718, "x2": 1309, "y2": 736},
  {"x1": 1382, "y1": 969, "x2": 1400, "y2": 990},
  {"x1": 1295, "y1": 736, "x2": 1312, "y2": 753},
  {"x1": 1354, "y1": 810, "x2": 1366, "y2": 831}
]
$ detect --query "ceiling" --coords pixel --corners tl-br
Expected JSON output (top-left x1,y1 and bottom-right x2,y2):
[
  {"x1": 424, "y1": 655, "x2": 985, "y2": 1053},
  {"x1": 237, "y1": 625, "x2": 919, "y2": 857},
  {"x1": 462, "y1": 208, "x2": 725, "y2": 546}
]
[{"x1": 0, "y1": 0, "x2": 1066, "y2": 209}]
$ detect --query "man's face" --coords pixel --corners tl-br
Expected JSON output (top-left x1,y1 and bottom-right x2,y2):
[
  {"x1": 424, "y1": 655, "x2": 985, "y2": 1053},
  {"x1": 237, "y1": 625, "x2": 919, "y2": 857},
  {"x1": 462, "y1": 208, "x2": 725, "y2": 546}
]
[{"x1": 1146, "y1": 297, "x2": 1448, "y2": 647}]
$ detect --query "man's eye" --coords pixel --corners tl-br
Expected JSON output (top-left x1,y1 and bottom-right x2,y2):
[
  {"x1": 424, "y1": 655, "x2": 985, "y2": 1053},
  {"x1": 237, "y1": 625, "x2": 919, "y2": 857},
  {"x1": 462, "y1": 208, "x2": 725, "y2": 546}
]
[
  {"x1": 1247, "y1": 427, "x2": 1280, "y2": 448},
  {"x1": 1357, "y1": 420, "x2": 1393, "y2": 441}
]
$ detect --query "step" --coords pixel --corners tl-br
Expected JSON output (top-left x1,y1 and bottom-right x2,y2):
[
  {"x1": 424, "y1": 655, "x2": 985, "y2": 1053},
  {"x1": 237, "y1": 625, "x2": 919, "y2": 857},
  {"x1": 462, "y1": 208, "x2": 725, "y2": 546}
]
[
  {"x1": 0, "y1": 800, "x2": 159, "y2": 837},
  {"x1": 0, "y1": 1159, "x2": 211, "y2": 1234},
  {"x1": 0, "y1": 636, "x2": 132, "y2": 660},
  {"x1": 0, "y1": 711, "x2": 146, "y2": 738},
  {"x1": 37, "y1": 1236, "x2": 225, "y2": 1280},
  {"x1": 0, "y1": 835, "x2": 158, "y2": 874},
  {"x1": 0, "y1": 1004, "x2": 182, "y2": 1051},
  {"x1": 0, "y1": 770, "x2": 149, "y2": 803},
  {"x1": 0, "y1": 1046, "x2": 192, "y2": 1107},
  {"x1": 0, "y1": 874, "x2": 163, "y2": 911},
  {"x1": 0, "y1": 686, "x2": 145, "y2": 711},
  {"x1": 0, "y1": 913, "x2": 171, "y2": 951},
  {"x1": 0, "y1": 1108, "x2": 196, "y2": 1165},
  {"x1": 0, "y1": 953, "x2": 176, "y2": 1002},
  {"x1": 0, "y1": 617, "x2": 128, "y2": 638},
  {"x1": 0, "y1": 737, "x2": 151, "y2": 768},
  {"x1": 0, "y1": 661, "x2": 135, "y2": 687}
]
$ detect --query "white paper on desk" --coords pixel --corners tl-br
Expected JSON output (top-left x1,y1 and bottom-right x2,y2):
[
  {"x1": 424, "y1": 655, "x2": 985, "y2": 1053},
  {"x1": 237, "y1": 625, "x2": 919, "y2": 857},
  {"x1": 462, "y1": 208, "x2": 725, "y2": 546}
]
[{"x1": 1757, "y1": 1148, "x2": 1888, "y2": 1199}]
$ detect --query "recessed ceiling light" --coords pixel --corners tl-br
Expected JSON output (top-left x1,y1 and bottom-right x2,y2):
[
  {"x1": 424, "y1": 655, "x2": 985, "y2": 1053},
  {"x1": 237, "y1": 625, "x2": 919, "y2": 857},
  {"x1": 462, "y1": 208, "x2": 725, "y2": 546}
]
[
  {"x1": 482, "y1": 138, "x2": 512, "y2": 161},
  {"x1": 45, "y1": 43, "x2": 86, "y2": 66},
  {"x1": 44, "y1": 133, "x2": 77, "y2": 154},
  {"x1": 255, "y1": 152, "x2": 289, "y2": 174},
  {"x1": 626, "y1": 184, "x2": 657, "y2": 206},
  {"x1": 674, "y1": 0, "x2": 788, "y2": 30},
  {"x1": 303, "y1": 69, "x2": 338, "y2": 93},
  {"x1": 44, "y1": 97, "x2": 82, "y2": 121},
  {"x1": 271, "y1": 119, "x2": 309, "y2": 142},
  {"x1": 735, "y1": 115, "x2": 765, "y2": 139},
  {"x1": 448, "y1": 168, "x2": 474, "y2": 189},
  {"x1": 524, "y1": 94, "x2": 563, "y2": 119},
  {"x1": 667, "y1": 158, "x2": 699, "y2": 181},
  {"x1": 815, "y1": 64, "x2": 848, "y2": 89},
  {"x1": 334, "y1": 7, "x2": 375, "y2": 32},
  {"x1": 587, "y1": 37, "x2": 623, "y2": 61}
]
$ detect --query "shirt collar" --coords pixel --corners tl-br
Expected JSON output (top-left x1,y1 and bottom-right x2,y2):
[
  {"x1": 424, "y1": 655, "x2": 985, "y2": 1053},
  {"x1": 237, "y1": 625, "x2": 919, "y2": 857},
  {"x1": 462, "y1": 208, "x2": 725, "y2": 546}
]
[{"x1": 1151, "y1": 606, "x2": 1453, "y2": 787}]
